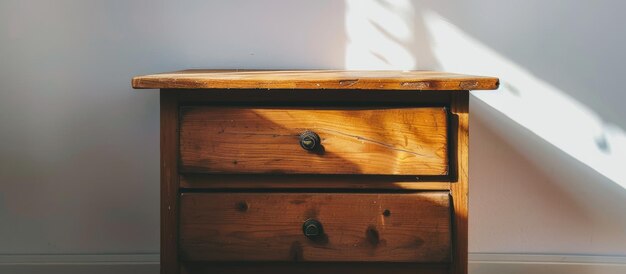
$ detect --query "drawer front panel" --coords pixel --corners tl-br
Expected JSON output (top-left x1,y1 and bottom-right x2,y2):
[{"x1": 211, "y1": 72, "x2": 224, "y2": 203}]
[
  {"x1": 179, "y1": 107, "x2": 448, "y2": 175},
  {"x1": 179, "y1": 192, "x2": 451, "y2": 263},
  {"x1": 182, "y1": 262, "x2": 449, "y2": 274}
]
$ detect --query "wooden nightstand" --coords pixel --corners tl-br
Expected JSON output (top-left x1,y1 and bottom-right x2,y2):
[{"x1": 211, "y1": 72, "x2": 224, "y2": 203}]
[{"x1": 132, "y1": 70, "x2": 499, "y2": 274}]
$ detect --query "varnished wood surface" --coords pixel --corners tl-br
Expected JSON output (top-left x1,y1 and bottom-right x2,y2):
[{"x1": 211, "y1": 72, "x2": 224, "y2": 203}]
[
  {"x1": 182, "y1": 262, "x2": 449, "y2": 274},
  {"x1": 450, "y1": 92, "x2": 469, "y2": 274},
  {"x1": 179, "y1": 107, "x2": 448, "y2": 175},
  {"x1": 180, "y1": 174, "x2": 451, "y2": 190},
  {"x1": 132, "y1": 70, "x2": 499, "y2": 90},
  {"x1": 160, "y1": 92, "x2": 179, "y2": 274},
  {"x1": 145, "y1": 76, "x2": 487, "y2": 273},
  {"x1": 179, "y1": 193, "x2": 451, "y2": 263}
]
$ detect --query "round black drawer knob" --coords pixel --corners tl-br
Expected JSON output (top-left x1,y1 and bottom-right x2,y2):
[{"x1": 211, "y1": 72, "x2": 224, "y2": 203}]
[
  {"x1": 299, "y1": 131, "x2": 321, "y2": 151},
  {"x1": 302, "y1": 218, "x2": 324, "y2": 239}
]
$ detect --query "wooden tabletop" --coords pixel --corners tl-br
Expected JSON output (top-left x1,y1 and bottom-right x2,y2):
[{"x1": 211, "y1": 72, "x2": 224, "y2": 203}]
[{"x1": 132, "y1": 69, "x2": 498, "y2": 91}]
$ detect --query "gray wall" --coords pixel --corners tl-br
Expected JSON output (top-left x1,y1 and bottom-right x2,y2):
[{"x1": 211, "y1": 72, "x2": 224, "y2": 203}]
[{"x1": 1, "y1": 0, "x2": 624, "y2": 257}]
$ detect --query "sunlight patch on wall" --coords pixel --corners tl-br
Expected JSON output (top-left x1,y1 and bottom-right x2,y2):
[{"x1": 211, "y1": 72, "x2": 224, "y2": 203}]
[
  {"x1": 344, "y1": 0, "x2": 416, "y2": 69},
  {"x1": 421, "y1": 11, "x2": 626, "y2": 188}
]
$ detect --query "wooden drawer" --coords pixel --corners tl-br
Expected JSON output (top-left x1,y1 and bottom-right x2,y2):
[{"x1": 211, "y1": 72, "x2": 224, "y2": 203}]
[
  {"x1": 179, "y1": 107, "x2": 448, "y2": 175},
  {"x1": 182, "y1": 262, "x2": 450, "y2": 274},
  {"x1": 179, "y1": 192, "x2": 451, "y2": 263}
]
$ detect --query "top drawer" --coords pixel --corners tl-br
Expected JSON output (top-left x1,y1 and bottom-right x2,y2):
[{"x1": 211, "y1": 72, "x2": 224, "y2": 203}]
[{"x1": 179, "y1": 106, "x2": 448, "y2": 175}]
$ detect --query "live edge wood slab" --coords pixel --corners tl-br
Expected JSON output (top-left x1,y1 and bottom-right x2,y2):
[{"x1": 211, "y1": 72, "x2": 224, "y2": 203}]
[{"x1": 132, "y1": 69, "x2": 498, "y2": 274}]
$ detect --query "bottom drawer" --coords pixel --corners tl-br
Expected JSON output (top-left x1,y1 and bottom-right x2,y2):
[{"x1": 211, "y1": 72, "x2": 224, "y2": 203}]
[
  {"x1": 179, "y1": 192, "x2": 451, "y2": 263},
  {"x1": 182, "y1": 262, "x2": 450, "y2": 274}
]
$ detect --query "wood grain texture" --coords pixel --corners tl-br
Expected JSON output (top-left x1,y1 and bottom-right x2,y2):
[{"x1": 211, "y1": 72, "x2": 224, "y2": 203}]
[
  {"x1": 132, "y1": 70, "x2": 499, "y2": 90},
  {"x1": 160, "y1": 91, "x2": 180, "y2": 274},
  {"x1": 179, "y1": 193, "x2": 451, "y2": 263},
  {"x1": 450, "y1": 92, "x2": 469, "y2": 274},
  {"x1": 179, "y1": 107, "x2": 448, "y2": 175},
  {"x1": 180, "y1": 174, "x2": 451, "y2": 190},
  {"x1": 181, "y1": 262, "x2": 449, "y2": 274}
]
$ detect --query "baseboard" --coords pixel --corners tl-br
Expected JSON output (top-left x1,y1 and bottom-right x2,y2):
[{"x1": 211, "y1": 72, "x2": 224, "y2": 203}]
[
  {"x1": 469, "y1": 253, "x2": 626, "y2": 274},
  {"x1": 0, "y1": 254, "x2": 159, "y2": 274},
  {"x1": 0, "y1": 253, "x2": 625, "y2": 273}
]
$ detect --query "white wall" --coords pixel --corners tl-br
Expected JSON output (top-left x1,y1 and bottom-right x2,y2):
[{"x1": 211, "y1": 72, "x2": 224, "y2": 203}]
[{"x1": 0, "y1": 0, "x2": 624, "y2": 259}]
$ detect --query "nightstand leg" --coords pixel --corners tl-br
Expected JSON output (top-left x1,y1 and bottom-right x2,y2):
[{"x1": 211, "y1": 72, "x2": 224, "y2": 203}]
[
  {"x1": 450, "y1": 92, "x2": 469, "y2": 274},
  {"x1": 161, "y1": 91, "x2": 180, "y2": 274}
]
